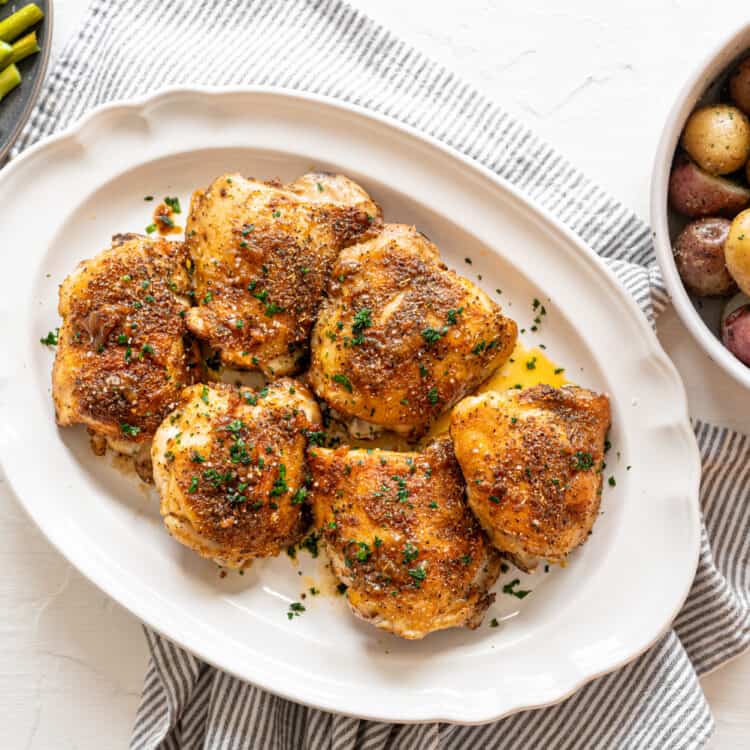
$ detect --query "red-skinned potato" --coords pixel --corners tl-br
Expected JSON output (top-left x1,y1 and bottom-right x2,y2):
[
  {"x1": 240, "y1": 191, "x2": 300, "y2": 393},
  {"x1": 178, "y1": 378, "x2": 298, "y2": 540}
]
[
  {"x1": 722, "y1": 300, "x2": 750, "y2": 366},
  {"x1": 729, "y1": 58, "x2": 750, "y2": 116},
  {"x1": 674, "y1": 217, "x2": 736, "y2": 296},
  {"x1": 669, "y1": 154, "x2": 750, "y2": 218}
]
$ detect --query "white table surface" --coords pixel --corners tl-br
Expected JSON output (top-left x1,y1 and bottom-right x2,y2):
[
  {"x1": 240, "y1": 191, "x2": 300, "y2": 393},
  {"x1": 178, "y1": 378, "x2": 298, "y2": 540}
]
[{"x1": 2, "y1": 0, "x2": 749, "y2": 747}]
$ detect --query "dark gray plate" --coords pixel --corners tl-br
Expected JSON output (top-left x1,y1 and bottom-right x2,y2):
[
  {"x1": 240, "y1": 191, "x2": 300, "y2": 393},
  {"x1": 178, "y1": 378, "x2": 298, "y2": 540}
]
[{"x1": 0, "y1": 0, "x2": 52, "y2": 162}]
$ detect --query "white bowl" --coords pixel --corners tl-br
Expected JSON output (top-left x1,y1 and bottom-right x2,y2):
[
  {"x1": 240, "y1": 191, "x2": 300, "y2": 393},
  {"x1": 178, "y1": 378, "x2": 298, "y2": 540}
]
[{"x1": 651, "y1": 22, "x2": 750, "y2": 390}]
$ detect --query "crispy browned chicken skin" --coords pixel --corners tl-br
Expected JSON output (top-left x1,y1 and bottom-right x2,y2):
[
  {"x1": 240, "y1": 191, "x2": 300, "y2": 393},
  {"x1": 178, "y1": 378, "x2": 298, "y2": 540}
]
[
  {"x1": 184, "y1": 172, "x2": 382, "y2": 377},
  {"x1": 152, "y1": 379, "x2": 321, "y2": 569},
  {"x1": 308, "y1": 438, "x2": 501, "y2": 639},
  {"x1": 308, "y1": 224, "x2": 517, "y2": 439},
  {"x1": 52, "y1": 233, "x2": 196, "y2": 458},
  {"x1": 450, "y1": 385, "x2": 611, "y2": 572}
]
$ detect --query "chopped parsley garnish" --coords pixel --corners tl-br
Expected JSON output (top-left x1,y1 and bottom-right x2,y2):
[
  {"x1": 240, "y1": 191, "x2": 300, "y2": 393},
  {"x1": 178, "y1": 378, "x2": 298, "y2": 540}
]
[
  {"x1": 225, "y1": 419, "x2": 244, "y2": 434},
  {"x1": 244, "y1": 386, "x2": 268, "y2": 406},
  {"x1": 408, "y1": 564, "x2": 427, "y2": 584},
  {"x1": 117, "y1": 334, "x2": 128, "y2": 345},
  {"x1": 120, "y1": 423, "x2": 141, "y2": 437},
  {"x1": 418, "y1": 363, "x2": 428, "y2": 378},
  {"x1": 316, "y1": 182, "x2": 324, "y2": 192},
  {"x1": 272, "y1": 210, "x2": 281, "y2": 218},
  {"x1": 269, "y1": 464, "x2": 289, "y2": 497},
  {"x1": 502, "y1": 579, "x2": 531, "y2": 599},
  {"x1": 489, "y1": 495, "x2": 501, "y2": 504},
  {"x1": 287, "y1": 602, "x2": 305, "y2": 620},
  {"x1": 526, "y1": 357, "x2": 537, "y2": 370},
  {"x1": 354, "y1": 541, "x2": 371, "y2": 562},
  {"x1": 145, "y1": 224, "x2": 157, "y2": 234},
  {"x1": 299, "y1": 532, "x2": 319, "y2": 558},
  {"x1": 403, "y1": 543, "x2": 419, "y2": 563},
  {"x1": 490, "y1": 618, "x2": 499, "y2": 628},
  {"x1": 332, "y1": 373, "x2": 353, "y2": 392},
  {"x1": 188, "y1": 476, "x2": 199, "y2": 493},
  {"x1": 337, "y1": 583, "x2": 348, "y2": 595},
  {"x1": 201, "y1": 385, "x2": 209, "y2": 404},
  {"x1": 141, "y1": 343, "x2": 154, "y2": 355},
  {"x1": 554, "y1": 367, "x2": 565, "y2": 375},
  {"x1": 392, "y1": 474, "x2": 409, "y2": 503},
  {"x1": 608, "y1": 476, "x2": 617, "y2": 487},
  {"x1": 421, "y1": 326, "x2": 448, "y2": 345},
  {"x1": 446, "y1": 307, "x2": 464, "y2": 324},
  {"x1": 574, "y1": 451, "x2": 594, "y2": 471},
  {"x1": 164, "y1": 196, "x2": 181, "y2": 214},
  {"x1": 427, "y1": 386, "x2": 439, "y2": 405},
  {"x1": 265, "y1": 302, "x2": 285, "y2": 317},
  {"x1": 291, "y1": 486, "x2": 308, "y2": 505},
  {"x1": 203, "y1": 292, "x2": 213, "y2": 304},
  {"x1": 144, "y1": 196, "x2": 154, "y2": 202},
  {"x1": 304, "y1": 430, "x2": 326, "y2": 446},
  {"x1": 40, "y1": 329, "x2": 59, "y2": 346},
  {"x1": 350, "y1": 307, "x2": 372, "y2": 344}
]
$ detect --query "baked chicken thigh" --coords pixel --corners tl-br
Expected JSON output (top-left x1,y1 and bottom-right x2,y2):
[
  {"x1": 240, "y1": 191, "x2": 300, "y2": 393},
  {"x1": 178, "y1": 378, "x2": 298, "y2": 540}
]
[
  {"x1": 184, "y1": 172, "x2": 382, "y2": 376},
  {"x1": 52, "y1": 233, "x2": 196, "y2": 464},
  {"x1": 308, "y1": 438, "x2": 501, "y2": 639},
  {"x1": 308, "y1": 224, "x2": 517, "y2": 439},
  {"x1": 450, "y1": 385, "x2": 611, "y2": 572},
  {"x1": 152, "y1": 379, "x2": 320, "y2": 569}
]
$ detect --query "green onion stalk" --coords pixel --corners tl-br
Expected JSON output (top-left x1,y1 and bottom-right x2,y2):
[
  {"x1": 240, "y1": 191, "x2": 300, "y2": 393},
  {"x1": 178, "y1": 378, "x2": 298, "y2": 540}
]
[
  {"x1": 6, "y1": 30, "x2": 38, "y2": 67},
  {"x1": 0, "y1": 63, "x2": 20, "y2": 101},
  {"x1": 0, "y1": 3, "x2": 44, "y2": 44},
  {"x1": 0, "y1": 39, "x2": 10, "y2": 68}
]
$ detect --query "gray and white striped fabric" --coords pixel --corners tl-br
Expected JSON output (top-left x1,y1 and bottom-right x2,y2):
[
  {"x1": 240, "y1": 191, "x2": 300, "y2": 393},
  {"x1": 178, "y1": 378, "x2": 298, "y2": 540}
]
[{"x1": 12, "y1": 1, "x2": 750, "y2": 748}]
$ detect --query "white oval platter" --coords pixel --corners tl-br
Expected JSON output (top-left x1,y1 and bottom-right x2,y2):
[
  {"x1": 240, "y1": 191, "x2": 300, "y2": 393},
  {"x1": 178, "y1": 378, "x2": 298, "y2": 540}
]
[{"x1": 0, "y1": 87, "x2": 701, "y2": 724}]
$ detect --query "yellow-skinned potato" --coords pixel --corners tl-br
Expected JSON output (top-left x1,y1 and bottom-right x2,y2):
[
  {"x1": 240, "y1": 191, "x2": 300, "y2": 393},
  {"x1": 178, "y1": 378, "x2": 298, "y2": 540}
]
[
  {"x1": 682, "y1": 105, "x2": 750, "y2": 175},
  {"x1": 724, "y1": 209, "x2": 750, "y2": 295}
]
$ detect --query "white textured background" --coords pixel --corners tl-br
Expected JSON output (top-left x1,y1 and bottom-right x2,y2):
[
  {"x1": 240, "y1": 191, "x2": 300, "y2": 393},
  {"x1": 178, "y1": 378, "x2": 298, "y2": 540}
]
[{"x1": 3, "y1": 0, "x2": 750, "y2": 747}]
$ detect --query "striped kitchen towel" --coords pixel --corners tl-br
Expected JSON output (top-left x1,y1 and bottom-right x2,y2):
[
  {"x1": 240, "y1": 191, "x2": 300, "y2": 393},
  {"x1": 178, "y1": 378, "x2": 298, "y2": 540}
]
[{"x1": 13, "y1": 1, "x2": 750, "y2": 748}]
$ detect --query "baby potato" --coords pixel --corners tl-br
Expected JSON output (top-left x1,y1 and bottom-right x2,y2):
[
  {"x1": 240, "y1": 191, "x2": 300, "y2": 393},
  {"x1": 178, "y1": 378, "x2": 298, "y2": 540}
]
[
  {"x1": 724, "y1": 209, "x2": 750, "y2": 294},
  {"x1": 729, "y1": 58, "x2": 750, "y2": 115},
  {"x1": 669, "y1": 154, "x2": 750, "y2": 217},
  {"x1": 682, "y1": 105, "x2": 750, "y2": 175},
  {"x1": 722, "y1": 302, "x2": 750, "y2": 366},
  {"x1": 674, "y1": 217, "x2": 736, "y2": 296}
]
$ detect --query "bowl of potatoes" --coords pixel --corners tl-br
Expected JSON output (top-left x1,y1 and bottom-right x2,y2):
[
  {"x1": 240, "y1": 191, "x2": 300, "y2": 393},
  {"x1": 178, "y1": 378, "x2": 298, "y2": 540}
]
[{"x1": 652, "y1": 22, "x2": 750, "y2": 388}]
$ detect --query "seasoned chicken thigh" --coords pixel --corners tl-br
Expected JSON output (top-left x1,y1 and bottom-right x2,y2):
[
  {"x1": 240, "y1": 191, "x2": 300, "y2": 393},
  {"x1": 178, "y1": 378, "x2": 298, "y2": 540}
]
[
  {"x1": 152, "y1": 379, "x2": 321, "y2": 569},
  {"x1": 184, "y1": 172, "x2": 382, "y2": 376},
  {"x1": 308, "y1": 438, "x2": 501, "y2": 639},
  {"x1": 450, "y1": 385, "x2": 611, "y2": 572},
  {"x1": 308, "y1": 224, "x2": 517, "y2": 440},
  {"x1": 52, "y1": 234, "x2": 196, "y2": 467}
]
